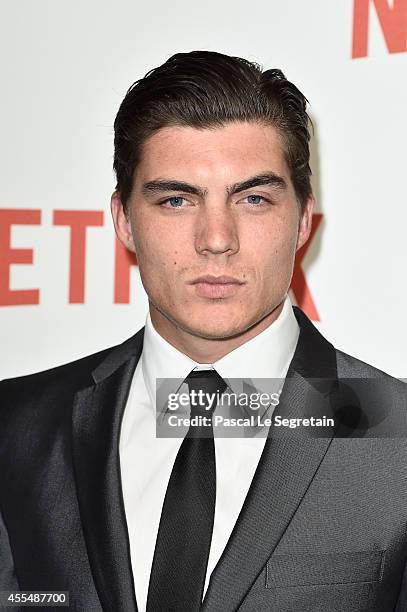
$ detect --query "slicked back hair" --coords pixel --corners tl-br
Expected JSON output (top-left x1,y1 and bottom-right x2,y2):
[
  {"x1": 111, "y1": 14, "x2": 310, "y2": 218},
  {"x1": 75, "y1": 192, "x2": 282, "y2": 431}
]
[{"x1": 113, "y1": 50, "x2": 313, "y2": 213}]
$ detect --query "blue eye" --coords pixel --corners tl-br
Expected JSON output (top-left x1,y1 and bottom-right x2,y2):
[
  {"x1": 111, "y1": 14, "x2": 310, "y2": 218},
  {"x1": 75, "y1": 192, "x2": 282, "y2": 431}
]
[
  {"x1": 247, "y1": 195, "x2": 263, "y2": 205},
  {"x1": 167, "y1": 196, "x2": 184, "y2": 207}
]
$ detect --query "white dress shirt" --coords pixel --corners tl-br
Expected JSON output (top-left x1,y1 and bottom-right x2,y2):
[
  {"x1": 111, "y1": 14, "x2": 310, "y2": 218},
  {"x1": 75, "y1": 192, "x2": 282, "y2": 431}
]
[{"x1": 119, "y1": 295, "x2": 299, "y2": 611}]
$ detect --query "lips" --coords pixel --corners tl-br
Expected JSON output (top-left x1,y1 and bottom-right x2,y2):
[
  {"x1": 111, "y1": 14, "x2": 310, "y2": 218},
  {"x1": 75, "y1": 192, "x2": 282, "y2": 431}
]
[
  {"x1": 190, "y1": 275, "x2": 245, "y2": 299},
  {"x1": 191, "y1": 275, "x2": 244, "y2": 285}
]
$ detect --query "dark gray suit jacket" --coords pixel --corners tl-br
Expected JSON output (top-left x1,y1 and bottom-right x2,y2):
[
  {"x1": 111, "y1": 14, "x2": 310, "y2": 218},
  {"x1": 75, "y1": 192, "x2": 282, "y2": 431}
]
[{"x1": 1, "y1": 306, "x2": 407, "y2": 611}]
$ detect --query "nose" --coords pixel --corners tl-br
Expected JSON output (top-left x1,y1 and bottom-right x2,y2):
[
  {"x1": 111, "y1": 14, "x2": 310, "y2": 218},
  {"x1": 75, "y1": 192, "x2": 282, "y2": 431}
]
[{"x1": 194, "y1": 205, "x2": 239, "y2": 258}]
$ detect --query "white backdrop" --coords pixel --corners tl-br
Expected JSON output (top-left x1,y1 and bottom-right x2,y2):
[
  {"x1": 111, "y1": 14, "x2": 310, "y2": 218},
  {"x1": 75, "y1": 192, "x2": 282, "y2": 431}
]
[{"x1": 1, "y1": 0, "x2": 406, "y2": 379}]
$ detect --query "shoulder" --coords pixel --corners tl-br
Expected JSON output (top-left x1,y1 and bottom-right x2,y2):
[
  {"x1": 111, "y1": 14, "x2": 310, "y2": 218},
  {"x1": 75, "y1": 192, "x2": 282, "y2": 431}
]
[
  {"x1": 0, "y1": 328, "x2": 144, "y2": 422},
  {"x1": 336, "y1": 348, "x2": 405, "y2": 388},
  {"x1": 1, "y1": 345, "x2": 111, "y2": 394},
  {"x1": 334, "y1": 348, "x2": 407, "y2": 433}
]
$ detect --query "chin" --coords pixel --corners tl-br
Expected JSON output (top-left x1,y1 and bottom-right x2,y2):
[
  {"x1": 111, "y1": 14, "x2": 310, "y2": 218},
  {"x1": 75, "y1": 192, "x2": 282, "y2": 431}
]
[
  {"x1": 186, "y1": 325, "x2": 242, "y2": 341},
  {"x1": 179, "y1": 312, "x2": 252, "y2": 341}
]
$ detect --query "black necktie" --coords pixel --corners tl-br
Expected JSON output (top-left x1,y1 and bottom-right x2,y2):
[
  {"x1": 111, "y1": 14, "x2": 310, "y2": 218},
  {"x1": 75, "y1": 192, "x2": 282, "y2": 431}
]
[{"x1": 146, "y1": 369, "x2": 228, "y2": 612}]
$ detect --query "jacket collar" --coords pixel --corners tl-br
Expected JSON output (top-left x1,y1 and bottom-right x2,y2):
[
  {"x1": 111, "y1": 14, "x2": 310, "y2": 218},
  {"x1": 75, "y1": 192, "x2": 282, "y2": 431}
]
[
  {"x1": 91, "y1": 327, "x2": 145, "y2": 384},
  {"x1": 291, "y1": 305, "x2": 337, "y2": 380}
]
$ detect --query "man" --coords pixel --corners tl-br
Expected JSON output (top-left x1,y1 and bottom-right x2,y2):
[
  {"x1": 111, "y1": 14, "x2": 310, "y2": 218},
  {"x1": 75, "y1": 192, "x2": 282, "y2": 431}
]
[{"x1": 1, "y1": 50, "x2": 407, "y2": 612}]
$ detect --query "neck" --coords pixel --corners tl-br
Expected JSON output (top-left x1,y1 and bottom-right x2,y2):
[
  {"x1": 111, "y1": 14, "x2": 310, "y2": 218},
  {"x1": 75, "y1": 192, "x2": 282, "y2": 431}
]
[{"x1": 149, "y1": 301, "x2": 284, "y2": 363}]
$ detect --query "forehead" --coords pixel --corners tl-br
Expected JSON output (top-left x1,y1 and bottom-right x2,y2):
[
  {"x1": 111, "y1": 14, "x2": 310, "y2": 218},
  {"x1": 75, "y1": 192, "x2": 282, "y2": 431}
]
[{"x1": 135, "y1": 121, "x2": 290, "y2": 184}]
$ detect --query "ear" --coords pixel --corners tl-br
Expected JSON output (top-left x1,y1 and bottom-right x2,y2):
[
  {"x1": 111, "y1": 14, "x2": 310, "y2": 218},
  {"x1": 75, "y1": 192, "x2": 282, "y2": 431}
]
[
  {"x1": 110, "y1": 191, "x2": 136, "y2": 253},
  {"x1": 296, "y1": 195, "x2": 315, "y2": 251}
]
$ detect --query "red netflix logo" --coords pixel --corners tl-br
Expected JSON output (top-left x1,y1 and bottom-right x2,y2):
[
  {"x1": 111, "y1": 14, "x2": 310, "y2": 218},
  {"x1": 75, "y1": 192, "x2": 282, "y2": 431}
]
[
  {"x1": 0, "y1": 208, "x2": 321, "y2": 320},
  {"x1": 352, "y1": 0, "x2": 407, "y2": 58},
  {"x1": 0, "y1": 208, "x2": 136, "y2": 307}
]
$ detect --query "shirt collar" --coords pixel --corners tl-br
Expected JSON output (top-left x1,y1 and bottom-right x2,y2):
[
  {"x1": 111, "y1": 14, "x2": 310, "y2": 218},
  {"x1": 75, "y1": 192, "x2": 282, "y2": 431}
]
[
  {"x1": 142, "y1": 294, "x2": 299, "y2": 407},
  {"x1": 214, "y1": 295, "x2": 299, "y2": 395}
]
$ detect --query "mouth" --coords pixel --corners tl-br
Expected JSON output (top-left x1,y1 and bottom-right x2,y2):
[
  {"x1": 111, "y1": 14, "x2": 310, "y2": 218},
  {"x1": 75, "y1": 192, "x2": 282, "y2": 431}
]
[{"x1": 189, "y1": 275, "x2": 246, "y2": 299}]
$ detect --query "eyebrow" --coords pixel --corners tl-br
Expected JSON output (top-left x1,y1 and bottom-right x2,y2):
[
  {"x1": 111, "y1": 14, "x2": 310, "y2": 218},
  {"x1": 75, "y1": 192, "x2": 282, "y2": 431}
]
[
  {"x1": 227, "y1": 173, "x2": 287, "y2": 195},
  {"x1": 141, "y1": 172, "x2": 287, "y2": 198},
  {"x1": 142, "y1": 180, "x2": 207, "y2": 198}
]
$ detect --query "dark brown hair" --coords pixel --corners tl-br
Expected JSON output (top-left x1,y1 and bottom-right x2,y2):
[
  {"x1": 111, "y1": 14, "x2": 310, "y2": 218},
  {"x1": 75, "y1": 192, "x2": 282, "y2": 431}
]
[{"x1": 113, "y1": 50, "x2": 312, "y2": 212}]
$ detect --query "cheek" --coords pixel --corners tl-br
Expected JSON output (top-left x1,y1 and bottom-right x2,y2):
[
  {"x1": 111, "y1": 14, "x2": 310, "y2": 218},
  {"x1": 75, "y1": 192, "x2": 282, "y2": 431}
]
[
  {"x1": 131, "y1": 217, "x2": 188, "y2": 287},
  {"x1": 247, "y1": 219, "x2": 298, "y2": 285}
]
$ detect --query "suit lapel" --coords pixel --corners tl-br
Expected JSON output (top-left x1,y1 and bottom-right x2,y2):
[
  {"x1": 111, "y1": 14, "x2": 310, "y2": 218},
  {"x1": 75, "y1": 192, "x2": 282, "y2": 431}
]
[
  {"x1": 202, "y1": 306, "x2": 338, "y2": 611},
  {"x1": 72, "y1": 329, "x2": 144, "y2": 612}
]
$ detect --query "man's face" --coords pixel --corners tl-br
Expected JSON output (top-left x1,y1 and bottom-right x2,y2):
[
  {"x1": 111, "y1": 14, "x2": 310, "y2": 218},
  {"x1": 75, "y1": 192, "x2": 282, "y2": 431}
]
[{"x1": 112, "y1": 121, "x2": 313, "y2": 340}]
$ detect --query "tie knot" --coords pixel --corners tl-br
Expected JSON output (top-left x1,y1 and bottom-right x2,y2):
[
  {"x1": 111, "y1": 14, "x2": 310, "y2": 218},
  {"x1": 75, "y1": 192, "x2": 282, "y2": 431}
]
[{"x1": 184, "y1": 368, "x2": 227, "y2": 417}]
